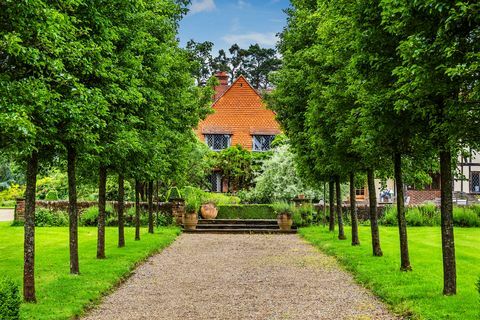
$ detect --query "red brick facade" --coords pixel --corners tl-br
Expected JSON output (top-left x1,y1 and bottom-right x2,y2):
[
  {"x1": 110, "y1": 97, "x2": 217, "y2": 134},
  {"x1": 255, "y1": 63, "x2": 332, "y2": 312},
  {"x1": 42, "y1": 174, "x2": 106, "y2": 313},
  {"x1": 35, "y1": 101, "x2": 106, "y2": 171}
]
[
  {"x1": 195, "y1": 74, "x2": 281, "y2": 150},
  {"x1": 406, "y1": 190, "x2": 441, "y2": 205}
]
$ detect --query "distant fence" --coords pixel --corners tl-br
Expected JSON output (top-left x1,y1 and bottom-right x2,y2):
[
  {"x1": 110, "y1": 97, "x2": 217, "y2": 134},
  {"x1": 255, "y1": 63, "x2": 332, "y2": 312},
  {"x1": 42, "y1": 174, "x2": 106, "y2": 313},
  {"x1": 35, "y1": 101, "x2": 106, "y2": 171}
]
[{"x1": 14, "y1": 198, "x2": 172, "y2": 222}]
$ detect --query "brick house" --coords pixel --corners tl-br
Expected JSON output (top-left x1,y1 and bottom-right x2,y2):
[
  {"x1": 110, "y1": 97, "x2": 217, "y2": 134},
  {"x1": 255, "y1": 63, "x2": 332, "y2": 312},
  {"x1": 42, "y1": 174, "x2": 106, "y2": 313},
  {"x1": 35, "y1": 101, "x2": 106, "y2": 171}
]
[{"x1": 195, "y1": 72, "x2": 282, "y2": 192}]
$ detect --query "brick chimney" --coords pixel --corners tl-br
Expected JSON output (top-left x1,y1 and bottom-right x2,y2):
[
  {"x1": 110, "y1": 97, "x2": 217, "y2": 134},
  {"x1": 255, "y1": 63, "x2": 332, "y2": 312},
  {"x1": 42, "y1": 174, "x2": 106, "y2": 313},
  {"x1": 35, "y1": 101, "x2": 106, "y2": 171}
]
[{"x1": 214, "y1": 71, "x2": 229, "y2": 100}]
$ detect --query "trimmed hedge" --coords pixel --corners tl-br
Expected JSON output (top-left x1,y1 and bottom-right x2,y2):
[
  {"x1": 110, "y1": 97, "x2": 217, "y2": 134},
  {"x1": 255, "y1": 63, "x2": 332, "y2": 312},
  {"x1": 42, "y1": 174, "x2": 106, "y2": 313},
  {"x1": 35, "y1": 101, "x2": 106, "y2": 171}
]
[
  {"x1": 0, "y1": 277, "x2": 20, "y2": 320},
  {"x1": 216, "y1": 204, "x2": 275, "y2": 219}
]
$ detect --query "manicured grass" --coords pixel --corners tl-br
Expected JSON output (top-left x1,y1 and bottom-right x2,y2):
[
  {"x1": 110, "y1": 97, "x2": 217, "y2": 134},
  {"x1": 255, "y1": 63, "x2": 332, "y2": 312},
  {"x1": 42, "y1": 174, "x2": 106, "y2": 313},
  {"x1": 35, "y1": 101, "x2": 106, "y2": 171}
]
[
  {"x1": 299, "y1": 226, "x2": 480, "y2": 319},
  {"x1": 0, "y1": 222, "x2": 180, "y2": 319}
]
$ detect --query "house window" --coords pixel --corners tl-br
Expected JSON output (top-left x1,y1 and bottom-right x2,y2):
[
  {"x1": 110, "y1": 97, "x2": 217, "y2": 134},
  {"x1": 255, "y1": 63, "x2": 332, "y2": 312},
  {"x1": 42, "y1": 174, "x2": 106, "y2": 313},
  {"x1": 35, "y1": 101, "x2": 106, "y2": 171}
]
[
  {"x1": 252, "y1": 135, "x2": 275, "y2": 151},
  {"x1": 205, "y1": 134, "x2": 230, "y2": 151},
  {"x1": 471, "y1": 172, "x2": 480, "y2": 193},
  {"x1": 208, "y1": 172, "x2": 222, "y2": 192},
  {"x1": 355, "y1": 188, "x2": 365, "y2": 196}
]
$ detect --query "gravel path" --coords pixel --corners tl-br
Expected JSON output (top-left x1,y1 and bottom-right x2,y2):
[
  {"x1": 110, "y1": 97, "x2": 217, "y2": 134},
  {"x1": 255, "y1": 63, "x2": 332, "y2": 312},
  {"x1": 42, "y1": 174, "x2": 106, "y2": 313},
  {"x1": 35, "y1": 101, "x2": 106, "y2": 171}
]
[
  {"x1": 84, "y1": 234, "x2": 397, "y2": 320},
  {"x1": 0, "y1": 208, "x2": 13, "y2": 222}
]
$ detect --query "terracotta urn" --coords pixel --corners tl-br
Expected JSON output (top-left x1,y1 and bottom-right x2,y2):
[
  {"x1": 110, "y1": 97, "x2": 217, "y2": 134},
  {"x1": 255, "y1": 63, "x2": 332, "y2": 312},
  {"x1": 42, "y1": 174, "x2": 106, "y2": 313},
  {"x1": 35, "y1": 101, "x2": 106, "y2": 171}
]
[
  {"x1": 183, "y1": 212, "x2": 198, "y2": 230},
  {"x1": 277, "y1": 213, "x2": 293, "y2": 231},
  {"x1": 200, "y1": 203, "x2": 218, "y2": 220}
]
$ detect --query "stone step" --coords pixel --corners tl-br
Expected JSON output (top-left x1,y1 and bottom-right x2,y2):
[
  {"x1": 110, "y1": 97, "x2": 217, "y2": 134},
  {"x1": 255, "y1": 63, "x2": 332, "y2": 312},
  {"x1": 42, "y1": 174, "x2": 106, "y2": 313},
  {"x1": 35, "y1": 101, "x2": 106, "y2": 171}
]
[
  {"x1": 196, "y1": 224, "x2": 281, "y2": 229},
  {"x1": 197, "y1": 219, "x2": 277, "y2": 225},
  {"x1": 183, "y1": 228, "x2": 297, "y2": 234}
]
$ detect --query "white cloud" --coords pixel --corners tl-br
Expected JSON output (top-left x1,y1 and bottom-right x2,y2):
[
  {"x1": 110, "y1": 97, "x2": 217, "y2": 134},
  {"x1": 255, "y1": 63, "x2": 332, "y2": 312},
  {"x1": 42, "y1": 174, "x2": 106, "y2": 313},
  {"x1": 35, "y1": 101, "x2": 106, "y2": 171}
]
[
  {"x1": 236, "y1": 0, "x2": 251, "y2": 9},
  {"x1": 222, "y1": 32, "x2": 278, "y2": 48},
  {"x1": 190, "y1": 0, "x2": 216, "y2": 15}
]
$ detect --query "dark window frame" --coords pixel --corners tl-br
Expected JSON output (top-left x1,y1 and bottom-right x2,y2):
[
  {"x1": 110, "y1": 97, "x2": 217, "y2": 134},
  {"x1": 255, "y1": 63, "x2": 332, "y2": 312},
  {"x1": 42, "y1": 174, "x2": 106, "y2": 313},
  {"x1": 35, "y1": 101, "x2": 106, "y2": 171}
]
[
  {"x1": 252, "y1": 135, "x2": 275, "y2": 152},
  {"x1": 205, "y1": 134, "x2": 231, "y2": 151}
]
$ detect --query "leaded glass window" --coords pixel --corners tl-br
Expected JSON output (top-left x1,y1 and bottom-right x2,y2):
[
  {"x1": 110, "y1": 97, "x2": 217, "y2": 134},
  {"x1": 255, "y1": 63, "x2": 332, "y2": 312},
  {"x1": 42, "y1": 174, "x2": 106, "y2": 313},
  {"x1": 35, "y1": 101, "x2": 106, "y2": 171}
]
[
  {"x1": 471, "y1": 172, "x2": 480, "y2": 193},
  {"x1": 205, "y1": 134, "x2": 230, "y2": 151},
  {"x1": 252, "y1": 135, "x2": 275, "y2": 151}
]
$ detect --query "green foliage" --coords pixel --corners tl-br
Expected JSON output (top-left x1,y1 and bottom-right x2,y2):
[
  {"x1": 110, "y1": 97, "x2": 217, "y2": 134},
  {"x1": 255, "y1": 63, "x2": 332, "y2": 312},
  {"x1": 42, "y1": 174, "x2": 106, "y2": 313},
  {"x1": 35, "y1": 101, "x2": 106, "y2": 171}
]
[
  {"x1": 381, "y1": 205, "x2": 397, "y2": 226},
  {"x1": 216, "y1": 204, "x2": 276, "y2": 219},
  {"x1": 453, "y1": 207, "x2": 480, "y2": 228},
  {"x1": 36, "y1": 171, "x2": 68, "y2": 201},
  {"x1": 180, "y1": 186, "x2": 240, "y2": 205},
  {"x1": 44, "y1": 190, "x2": 59, "y2": 201},
  {"x1": 210, "y1": 145, "x2": 268, "y2": 192},
  {"x1": 271, "y1": 201, "x2": 295, "y2": 217},
  {"x1": 0, "y1": 185, "x2": 24, "y2": 205},
  {"x1": 239, "y1": 144, "x2": 324, "y2": 203},
  {"x1": 381, "y1": 204, "x2": 480, "y2": 227},
  {"x1": 35, "y1": 208, "x2": 68, "y2": 227},
  {"x1": 293, "y1": 204, "x2": 314, "y2": 227},
  {"x1": 0, "y1": 277, "x2": 20, "y2": 320}
]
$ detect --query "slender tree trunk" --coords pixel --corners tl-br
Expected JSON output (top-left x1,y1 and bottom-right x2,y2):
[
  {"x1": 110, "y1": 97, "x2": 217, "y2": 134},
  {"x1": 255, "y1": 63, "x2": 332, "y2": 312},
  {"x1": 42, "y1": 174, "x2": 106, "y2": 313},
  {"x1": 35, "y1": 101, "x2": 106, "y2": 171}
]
[
  {"x1": 148, "y1": 181, "x2": 154, "y2": 233},
  {"x1": 23, "y1": 150, "x2": 38, "y2": 302},
  {"x1": 335, "y1": 175, "x2": 346, "y2": 240},
  {"x1": 367, "y1": 168, "x2": 383, "y2": 257},
  {"x1": 97, "y1": 165, "x2": 107, "y2": 259},
  {"x1": 440, "y1": 150, "x2": 456, "y2": 295},
  {"x1": 67, "y1": 145, "x2": 79, "y2": 274},
  {"x1": 135, "y1": 180, "x2": 141, "y2": 241},
  {"x1": 118, "y1": 173, "x2": 125, "y2": 247},
  {"x1": 349, "y1": 172, "x2": 360, "y2": 246},
  {"x1": 394, "y1": 153, "x2": 411, "y2": 271},
  {"x1": 328, "y1": 179, "x2": 335, "y2": 232}
]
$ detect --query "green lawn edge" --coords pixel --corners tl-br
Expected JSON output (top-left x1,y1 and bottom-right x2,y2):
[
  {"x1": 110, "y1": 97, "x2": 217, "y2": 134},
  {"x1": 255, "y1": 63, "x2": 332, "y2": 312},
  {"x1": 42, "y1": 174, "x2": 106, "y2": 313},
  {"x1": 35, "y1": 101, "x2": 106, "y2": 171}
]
[{"x1": 298, "y1": 226, "x2": 480, "y2": 320}]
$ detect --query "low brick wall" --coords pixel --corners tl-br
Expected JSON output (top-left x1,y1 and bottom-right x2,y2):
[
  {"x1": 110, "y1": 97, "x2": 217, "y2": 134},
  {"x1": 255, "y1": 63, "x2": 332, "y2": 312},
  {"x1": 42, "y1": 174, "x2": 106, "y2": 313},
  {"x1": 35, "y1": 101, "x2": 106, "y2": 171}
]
[
  {"x1": 14, "y1": 199, "x2": 173, "y2": 222},
  {"x1": 406, "y1": 190, "x2": 441, "y2": 205}
]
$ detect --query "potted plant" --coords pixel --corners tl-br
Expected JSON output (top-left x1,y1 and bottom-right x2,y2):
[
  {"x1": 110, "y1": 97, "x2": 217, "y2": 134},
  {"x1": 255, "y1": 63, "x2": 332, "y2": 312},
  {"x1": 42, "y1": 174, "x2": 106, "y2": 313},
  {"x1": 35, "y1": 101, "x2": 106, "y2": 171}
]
[
  {"x1": 200, "y1": 198, "x2": 218, "y2": 220},
  {"x1": 272, "y1": 201, "x2": 294, "y2": 231},
  {"x1": 183, "y1": 197, "x2": 200, "y2": 230}
]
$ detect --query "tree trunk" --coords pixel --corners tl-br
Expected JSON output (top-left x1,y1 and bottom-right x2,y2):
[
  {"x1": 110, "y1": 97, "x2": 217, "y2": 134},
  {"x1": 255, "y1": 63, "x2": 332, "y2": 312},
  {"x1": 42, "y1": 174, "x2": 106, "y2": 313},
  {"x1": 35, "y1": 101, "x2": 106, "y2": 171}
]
[
  {"x1": 23, "y1": 150, "x2": 38, "y2": 302},
  {"x1": 118, "y1": 173, "x2": 125, "y2": 248},
  {"x1": 335, "y1": 175, "x2": 346, "y2": 240},
  {"x1": 367, "y1": 168, "x2": 383, "y2": 257},
  {"x1": 440, "y1": 150, "x2": 456, "y2": 295},
  {"x1": 349, "y1": 172, "x2": 360, "y2": 246},
  {"x1": 135, "y1": 180, "x2": 141, "y2": 241},
  {"x1": 97, "y1": 165, "x2": 107, "y2": 259},
  {"x1": 394, "y1": 153, "x2": 411, "y2": 271},
  {"x1": 67, "y1": 145, "x2": 79, "y2": 274},
  {"x1": 148, "y1": 181, "x2": 154, "y2": 233},
  {"x1": 328, "y1": 179, "x2": 335, "y2": 232}
]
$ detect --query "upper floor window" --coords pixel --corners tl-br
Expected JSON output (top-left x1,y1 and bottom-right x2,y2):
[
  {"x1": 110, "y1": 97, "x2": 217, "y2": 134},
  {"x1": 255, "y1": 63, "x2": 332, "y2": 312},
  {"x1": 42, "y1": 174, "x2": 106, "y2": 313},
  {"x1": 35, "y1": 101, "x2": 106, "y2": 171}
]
[
  {"x1": 205, "y1": 134, "x2": 231, "y2": 151},
  {"x1": 252, "y1": 135, "x2": 275, "y2": 151},
  {"x1": 471, "y1": 172, "x2": 480, "y2": 193}
]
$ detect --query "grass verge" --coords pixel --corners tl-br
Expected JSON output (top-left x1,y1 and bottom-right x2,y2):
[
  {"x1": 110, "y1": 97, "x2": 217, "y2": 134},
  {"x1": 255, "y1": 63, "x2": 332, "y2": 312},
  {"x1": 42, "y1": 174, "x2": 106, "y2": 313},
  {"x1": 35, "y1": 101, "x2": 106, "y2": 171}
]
[
  {"x1": 299, "y1": 226, "x2": 480, "y2": 320},
  {"x1": 0, "y1": 222, "x2": 180, "y2": 319}
]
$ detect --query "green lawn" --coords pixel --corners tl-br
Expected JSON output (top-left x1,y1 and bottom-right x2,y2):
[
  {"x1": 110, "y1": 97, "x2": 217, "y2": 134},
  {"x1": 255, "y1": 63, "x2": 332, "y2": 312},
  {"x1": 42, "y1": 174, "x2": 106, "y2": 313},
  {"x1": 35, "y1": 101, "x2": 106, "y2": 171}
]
[
  {"x1": 0, "y1": 222, "x2": 180, "y2": 319},
  {"x1": 299, "y1": 226, "x2": 480, "y2": 320}
]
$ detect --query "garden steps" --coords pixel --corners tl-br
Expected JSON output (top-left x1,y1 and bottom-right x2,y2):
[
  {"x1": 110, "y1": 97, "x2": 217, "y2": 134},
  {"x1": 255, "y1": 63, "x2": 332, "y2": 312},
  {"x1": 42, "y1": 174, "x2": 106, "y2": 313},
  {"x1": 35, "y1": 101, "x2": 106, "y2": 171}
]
[{"x1": 183, "y1": 219, "x2": 297, "y2": 234}]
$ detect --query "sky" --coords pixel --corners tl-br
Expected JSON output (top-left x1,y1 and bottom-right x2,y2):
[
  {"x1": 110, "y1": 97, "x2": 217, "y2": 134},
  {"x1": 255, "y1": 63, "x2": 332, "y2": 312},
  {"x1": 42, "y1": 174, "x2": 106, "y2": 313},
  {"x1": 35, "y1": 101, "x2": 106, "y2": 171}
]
[{"x1": 178, "y1": 0, "x2": 290, "y2": 53}]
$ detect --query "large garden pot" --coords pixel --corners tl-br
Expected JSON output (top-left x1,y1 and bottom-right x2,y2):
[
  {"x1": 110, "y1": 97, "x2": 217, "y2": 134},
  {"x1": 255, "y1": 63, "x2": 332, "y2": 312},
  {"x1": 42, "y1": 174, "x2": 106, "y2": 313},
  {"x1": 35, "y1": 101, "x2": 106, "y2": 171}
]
[
  {"x1": 171, "y1": 199, "x2": 185, "y2": 226},
  {"x1": 183, "y1": 212, "x2": 198, "y2": 230},
  {"x1": 200, "y1": 203, "x2": 218, "y2": 220},
  {"x1": 277, "y1": 213, "x2": 293, "y2": 231}
]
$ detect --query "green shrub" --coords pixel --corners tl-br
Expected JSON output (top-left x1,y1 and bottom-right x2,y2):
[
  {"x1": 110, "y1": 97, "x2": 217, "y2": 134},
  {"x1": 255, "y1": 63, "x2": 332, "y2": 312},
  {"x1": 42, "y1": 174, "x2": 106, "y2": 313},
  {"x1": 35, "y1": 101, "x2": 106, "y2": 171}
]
[
  {"x1": 453, "y1": 207, "x2": 480, "y2": 227},
  {"x1": 35, "y1": 208, "x2": 68, "y2": 227},
  {"x1": 80, "y1": 206, "x2": 99, "y2": 226},
  {"x1": 0, "y1": 277, "x2": 21, "y2": 320},
  {"x1": 293, "y1": 204, "x2": 314, "y2": 227},
  {"x1": 381, "y1": 205, "x2": 397, "y2": 226},
  {"x1": 406, "y1": 207, "x2": 425, "y2": 226},
  {"x1": 0, "y1": 200, "x2": 16, "y2": 208},
  {"x1": 272, "y1": 201, "x2": 295, "y2": 216},
  {"x1": 156, "y1": 214, "x2": 173, "y2": 227},
  {"x1": 0, "y1": 184, "x2": 24, "y2": 203},
  {"x1": 44, "y1": 190, "x2": 59, "y2": 201},
  {"x1": 217, "y1": 204, "x2": 276, "y2": 219}
]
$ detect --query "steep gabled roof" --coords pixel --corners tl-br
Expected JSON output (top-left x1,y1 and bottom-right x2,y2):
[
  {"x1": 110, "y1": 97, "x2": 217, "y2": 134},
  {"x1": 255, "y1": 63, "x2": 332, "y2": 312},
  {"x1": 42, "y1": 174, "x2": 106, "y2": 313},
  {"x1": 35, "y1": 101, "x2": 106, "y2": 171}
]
[{"x1": 212, "y1": 75, "x2": 262, "y2": 106}]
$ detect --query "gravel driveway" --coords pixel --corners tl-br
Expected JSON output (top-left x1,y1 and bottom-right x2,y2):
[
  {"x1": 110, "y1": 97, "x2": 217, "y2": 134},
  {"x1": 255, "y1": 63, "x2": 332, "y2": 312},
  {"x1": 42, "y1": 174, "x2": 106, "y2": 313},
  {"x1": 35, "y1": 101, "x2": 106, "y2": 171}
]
[
  {"x1": 0, "y1": 208, "x2": 14, "y2": 222},
  {"x1": 84, "y1": 234, "x2": 397, "y2": 320}
]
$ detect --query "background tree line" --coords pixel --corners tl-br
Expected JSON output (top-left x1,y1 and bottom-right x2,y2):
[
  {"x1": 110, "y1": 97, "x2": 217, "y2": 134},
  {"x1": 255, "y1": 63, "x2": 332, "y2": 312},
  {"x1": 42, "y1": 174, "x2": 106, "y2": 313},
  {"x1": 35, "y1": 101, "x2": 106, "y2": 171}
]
[{"x1": 186, "y1": 40, "x2": 281, "y2": 89}]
